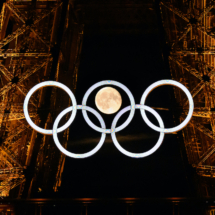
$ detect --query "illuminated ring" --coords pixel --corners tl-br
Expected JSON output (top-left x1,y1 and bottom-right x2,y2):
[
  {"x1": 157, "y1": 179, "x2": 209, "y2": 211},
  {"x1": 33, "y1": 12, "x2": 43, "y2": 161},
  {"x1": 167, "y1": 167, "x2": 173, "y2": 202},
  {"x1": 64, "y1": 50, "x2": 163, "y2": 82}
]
[
  {"x1": 23, "y1": 81, "x2": 77, "y2": 135},
  {"x1": 53, "y1": 105, "x2": 106, "y2": 158},
  {"x1": 140, "y1": 80, "x2": 194, "y2": 133},
  {"x1": 111, "y1": 105, "x2": 165, "y2": 158},
  {"x1": 82, "y1": 80, "x2": 135, "y2": 134}
]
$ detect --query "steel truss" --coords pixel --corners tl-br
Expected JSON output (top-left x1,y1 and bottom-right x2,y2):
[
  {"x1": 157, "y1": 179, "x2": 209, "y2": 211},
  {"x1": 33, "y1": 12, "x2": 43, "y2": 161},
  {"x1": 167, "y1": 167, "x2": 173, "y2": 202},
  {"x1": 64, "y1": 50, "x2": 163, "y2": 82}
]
[
  {"x1": 0, "y1": 0, "x2": 83, "y2": 197},
  {"x1": 160, "y1": 0, "x2": 215, "y2": 195}
]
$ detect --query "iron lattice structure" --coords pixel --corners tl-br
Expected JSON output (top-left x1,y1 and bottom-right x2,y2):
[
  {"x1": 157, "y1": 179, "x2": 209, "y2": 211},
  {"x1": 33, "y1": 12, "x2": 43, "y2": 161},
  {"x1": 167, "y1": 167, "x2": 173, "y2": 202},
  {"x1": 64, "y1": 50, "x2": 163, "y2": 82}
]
[
  {"x1": 160, "y1": 0, "x2": 215, "y2": 196},
  {"x1": 0, "y1": 0, "x2": 83, "y2": 197}
]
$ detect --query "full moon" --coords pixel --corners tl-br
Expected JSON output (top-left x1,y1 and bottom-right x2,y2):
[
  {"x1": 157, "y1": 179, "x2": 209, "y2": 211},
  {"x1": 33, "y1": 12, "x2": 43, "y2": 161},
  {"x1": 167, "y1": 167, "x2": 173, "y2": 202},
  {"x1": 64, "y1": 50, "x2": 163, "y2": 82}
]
[{"x1": 95, "y1": 87, "x2": 122, "y2": 114}]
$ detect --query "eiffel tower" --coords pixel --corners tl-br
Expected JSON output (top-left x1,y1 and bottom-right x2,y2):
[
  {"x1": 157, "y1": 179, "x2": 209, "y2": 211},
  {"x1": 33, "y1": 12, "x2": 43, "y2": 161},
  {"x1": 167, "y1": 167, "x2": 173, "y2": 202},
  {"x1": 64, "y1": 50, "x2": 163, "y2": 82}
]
[
  {"x1": 160, "y1": 0, "x2": 215, "y2": 197},
  {"x1": 0, "y1": 0, "x2": 83, "y2": 197}
]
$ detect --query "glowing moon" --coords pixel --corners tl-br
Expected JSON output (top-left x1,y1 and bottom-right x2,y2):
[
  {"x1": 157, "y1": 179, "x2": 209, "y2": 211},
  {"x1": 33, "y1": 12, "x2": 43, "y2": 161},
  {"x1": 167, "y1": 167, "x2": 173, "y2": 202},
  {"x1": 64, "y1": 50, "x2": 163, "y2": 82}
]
[{"x1": 95, "y1": 87, "x2": 122, "y2": 114}]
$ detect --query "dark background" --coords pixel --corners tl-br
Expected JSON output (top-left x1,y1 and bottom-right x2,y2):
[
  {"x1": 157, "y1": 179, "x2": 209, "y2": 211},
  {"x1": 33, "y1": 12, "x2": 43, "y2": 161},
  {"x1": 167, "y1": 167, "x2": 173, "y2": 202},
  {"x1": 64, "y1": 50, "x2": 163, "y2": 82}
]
[{"x1": 59, "y1": 33, "x2": 192, "y2": 198}]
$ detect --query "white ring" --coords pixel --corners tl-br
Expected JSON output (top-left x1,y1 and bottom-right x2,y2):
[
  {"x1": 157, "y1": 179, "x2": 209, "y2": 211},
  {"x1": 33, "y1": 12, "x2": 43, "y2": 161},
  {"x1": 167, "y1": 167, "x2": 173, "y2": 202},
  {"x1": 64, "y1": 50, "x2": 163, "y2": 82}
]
[
  {"x1": 111, "y1": 105, "x2": 165, "y2": 158},
  {"x1": 24, "y1": 79, "x2": 194, "y2": 159},
  {"x1": 140, "y1": 80, "x2": 194, "y2": 133},
  {"x1": 23, "y1": 81, "x2": 77, "y2": 135},
  {"x1": 53, "y1": 105, "x2": 106, "y2": 158},
  {"x1": 82, "y1": 80, "x2": 135, "y2": 134}
]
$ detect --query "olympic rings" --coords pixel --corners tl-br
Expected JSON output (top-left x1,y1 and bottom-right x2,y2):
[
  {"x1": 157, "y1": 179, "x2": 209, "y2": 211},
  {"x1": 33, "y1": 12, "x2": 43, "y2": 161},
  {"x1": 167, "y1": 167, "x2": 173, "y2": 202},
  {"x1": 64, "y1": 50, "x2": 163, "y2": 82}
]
[
  {"x1": 140, "y1": 80, "x2": 194, "y2": 133},
  {"x1": 53, "y1": 105, "x2": 106, "y2": 158},
  {"x1": 23, "y1": 79, "x2": 194, "y2": 159},
  {"x1": 111, "y1": 105, "x2": 164, "y2": 158},
  {"x1": 23, "y1": 81, "x2": 77, "y2": 135}
]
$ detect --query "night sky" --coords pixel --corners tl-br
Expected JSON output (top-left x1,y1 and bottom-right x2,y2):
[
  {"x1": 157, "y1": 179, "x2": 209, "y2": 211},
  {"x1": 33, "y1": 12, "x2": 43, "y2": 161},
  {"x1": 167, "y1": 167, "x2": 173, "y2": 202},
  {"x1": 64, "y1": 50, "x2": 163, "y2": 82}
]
[{"x1": 59, "y1": 34, "x2": 191, "y2": 198}]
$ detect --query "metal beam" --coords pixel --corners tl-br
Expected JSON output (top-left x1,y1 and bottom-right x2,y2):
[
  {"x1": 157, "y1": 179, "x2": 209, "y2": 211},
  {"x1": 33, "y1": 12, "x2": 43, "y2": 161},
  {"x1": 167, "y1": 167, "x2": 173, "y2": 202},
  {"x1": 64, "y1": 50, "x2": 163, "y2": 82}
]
[
  {"x1": 0, "y1": 52, "x2": 51, "y2": 58},
  {"x1": 197, "y1": 4, "x2": 214, "y2": 21},
  {"x1": 169, "y1": 56, "x2": 203, "y2": 80},
  {"x1": 0, "y1": 58, "x2": 50, "y2": 98},
  {"x1": 160, "y1": 2, "x2": 189, "y2": 22},
  {"x1": 5, "y1": 2, "x2": 26, "y2": 24},
  {"x1": 189, "y1": 121, "x2": 214, "y2": 140},
  {"x1": 0, "y1": 4, "x2": 6, "y2": 33},
  {"x1": 3, "y1": 123, "x2": 29, "y2": 146},
  {"x1": 0, "y1": 112, "x2": 37, "y2": 122},
  {"x1": 183, "y1": 80, "x2": 205, "y2": 106}
]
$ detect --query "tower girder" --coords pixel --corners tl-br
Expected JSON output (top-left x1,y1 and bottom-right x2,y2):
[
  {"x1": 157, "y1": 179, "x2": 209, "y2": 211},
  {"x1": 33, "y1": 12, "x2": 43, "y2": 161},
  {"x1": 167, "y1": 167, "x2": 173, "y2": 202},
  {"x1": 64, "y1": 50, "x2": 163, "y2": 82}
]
[
  {"x1": 0, "y1": 0, "x2": 83, "y2": 197},
  {"x1": 160, "y1": 0, "x2": 215, "y2": 195}
]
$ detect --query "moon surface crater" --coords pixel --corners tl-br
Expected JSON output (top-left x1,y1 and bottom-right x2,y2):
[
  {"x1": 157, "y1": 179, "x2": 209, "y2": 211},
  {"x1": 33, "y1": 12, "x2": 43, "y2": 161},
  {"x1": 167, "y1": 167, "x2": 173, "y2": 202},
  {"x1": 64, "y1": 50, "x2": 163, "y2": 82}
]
[{"x1": 95, "y1": 87, "x2": 122, "y2": 114}]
